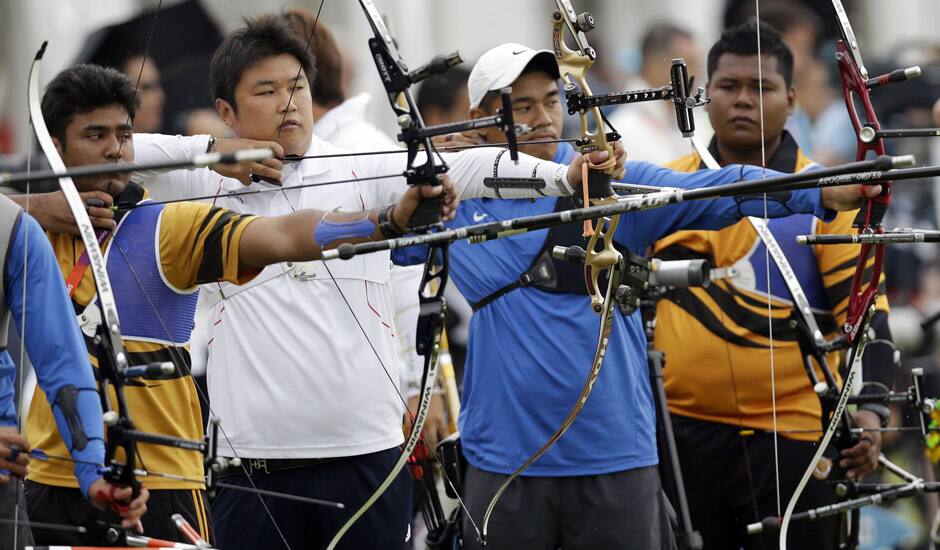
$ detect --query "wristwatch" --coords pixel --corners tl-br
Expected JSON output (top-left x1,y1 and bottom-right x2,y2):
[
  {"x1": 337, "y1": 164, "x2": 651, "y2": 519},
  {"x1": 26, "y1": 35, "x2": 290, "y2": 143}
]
[{"x1": 206, "y1": 136, "x2": 217, "y2": 154}]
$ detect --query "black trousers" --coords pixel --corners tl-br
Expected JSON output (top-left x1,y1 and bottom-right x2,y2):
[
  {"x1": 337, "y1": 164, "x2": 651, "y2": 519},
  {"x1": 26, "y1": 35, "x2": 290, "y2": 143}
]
[
  {"x1": 212, "y1": 448, "x2": 412, "y2": 550},
  {"x1": 24, "y1": 481, "x2": 211, "y2": 545},
  {"x1": 461, "y1": 464, "x2": 677, "y2": 550},
  {"x1": 671, "y1": 414, "x2": 839, "y2": 550}
]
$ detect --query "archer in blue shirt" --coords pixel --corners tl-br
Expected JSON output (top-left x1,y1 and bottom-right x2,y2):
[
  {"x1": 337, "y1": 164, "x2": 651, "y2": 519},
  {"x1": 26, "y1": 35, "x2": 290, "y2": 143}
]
[
  {"x1": 392, "y1": 43, "x2": 874, "y2": 550},
  {"x1": 0, "y1": 201, "x2": 149, "y2": 543}
]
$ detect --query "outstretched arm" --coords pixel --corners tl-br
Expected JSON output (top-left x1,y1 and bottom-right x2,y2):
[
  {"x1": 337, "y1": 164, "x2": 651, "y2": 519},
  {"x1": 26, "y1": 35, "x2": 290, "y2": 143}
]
[{"x1": 238, "y1": 177, "x2": 457, "y2": 269}]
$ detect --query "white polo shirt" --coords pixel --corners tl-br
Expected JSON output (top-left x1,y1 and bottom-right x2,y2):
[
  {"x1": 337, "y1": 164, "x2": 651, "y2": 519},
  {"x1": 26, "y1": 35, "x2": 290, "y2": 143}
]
[{"x1": 134, "y1": 133, "x2": 573, "y2": 458}]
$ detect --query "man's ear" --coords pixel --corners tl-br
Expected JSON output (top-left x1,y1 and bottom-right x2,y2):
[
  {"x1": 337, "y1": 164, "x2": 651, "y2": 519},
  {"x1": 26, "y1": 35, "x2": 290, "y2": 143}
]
[
  {"x1": 216, "y1": 98, "x2": 235, "y2": 127},
  {"x1": 52, "y1": 136, "x2": 64, "y2": 156},
  {"x1": 787, "y1": 85, "x2": 797, "y2": 115},
  {"x1": 468, "y1": 106, "x2": 486, "y2": 120}
]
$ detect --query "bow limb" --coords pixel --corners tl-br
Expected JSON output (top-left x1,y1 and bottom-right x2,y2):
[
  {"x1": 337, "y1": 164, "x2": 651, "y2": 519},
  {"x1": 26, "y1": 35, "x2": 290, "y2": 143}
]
[
  {"x1": 779, "y1": 2, "x2": 889, "y2": 546},
  {"x1": 27, "y1": 41, "x2": 142, "y2": 500},
  {"x1": 691, "y1": 136, "x2": 721, "y2": 171},
  {"x1": 479, "y1": 261, "x2": 622, "y2": 543}
]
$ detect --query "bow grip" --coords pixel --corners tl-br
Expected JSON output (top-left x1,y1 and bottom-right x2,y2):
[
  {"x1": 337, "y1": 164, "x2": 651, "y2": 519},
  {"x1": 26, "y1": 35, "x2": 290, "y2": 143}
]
[
  {"x1": 586, "y1": 168, "x2": 613, "y2": 199},
  {"x1": 407, "y1": 194, "x2": 444, "y2": 230},
  {"x1": 415, "y1": 295, "x2": 445, "y2": 356}
]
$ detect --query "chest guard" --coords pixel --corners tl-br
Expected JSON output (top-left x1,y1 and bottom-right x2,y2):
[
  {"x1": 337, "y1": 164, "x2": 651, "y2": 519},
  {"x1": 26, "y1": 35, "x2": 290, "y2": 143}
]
[
  {"x1": 105, "y1": 201, "x2": 198, "y2": 345},
  {"x1": 471, "y1": 197, "x2": 636, "y2": 311}
]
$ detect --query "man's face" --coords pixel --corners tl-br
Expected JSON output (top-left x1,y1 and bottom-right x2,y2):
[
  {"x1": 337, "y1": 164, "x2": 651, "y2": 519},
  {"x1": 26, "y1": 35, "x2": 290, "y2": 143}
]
[
  {"x1": 216, "y1": 53, "x2": 314, "y2": 156},
  {"x1": 471, "y1": 70, "x2": 563, "y2": 161},
  {"x1": 123, "y1": 55, "x2": 164, "y2": 133},
  {"x1": 55, "y1": 104, "x2": 133, "y2": 195},
  {"x1": 706, "y1": 53, "x2": 795, "y2": 150}
]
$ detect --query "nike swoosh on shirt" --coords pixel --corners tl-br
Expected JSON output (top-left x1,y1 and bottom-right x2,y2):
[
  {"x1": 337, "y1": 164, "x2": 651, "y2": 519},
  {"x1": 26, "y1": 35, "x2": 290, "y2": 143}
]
[{"x1": 472, "y1": 212, "x2": 488, "y2": 222}]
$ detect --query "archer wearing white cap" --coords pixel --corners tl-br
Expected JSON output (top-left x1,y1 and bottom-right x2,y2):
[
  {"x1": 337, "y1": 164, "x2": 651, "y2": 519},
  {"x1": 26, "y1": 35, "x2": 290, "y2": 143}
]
[{"x1": 390, "y1": 42, "x2": 872, "y2": 550}]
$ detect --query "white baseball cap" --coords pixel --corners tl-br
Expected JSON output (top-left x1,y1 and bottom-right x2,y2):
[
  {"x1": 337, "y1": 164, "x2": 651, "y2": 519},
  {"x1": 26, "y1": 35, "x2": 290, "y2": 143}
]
[{"x1": 468, "y1": 43, "x2": 560, "y2": 109}]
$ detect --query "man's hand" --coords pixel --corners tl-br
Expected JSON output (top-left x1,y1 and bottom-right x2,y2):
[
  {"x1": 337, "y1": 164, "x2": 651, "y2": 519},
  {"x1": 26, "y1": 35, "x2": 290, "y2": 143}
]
[
  {"x1": 0, "y1": 428, "x2": 30, "y2": 482},
  {"x1": 840, "y1": 410, "x2": 882, "y2": 480},
  {"x1": 820, "y1": 183, "x2": 884, "y2": 212},
  {"x1": 567, "y1": 141, "x2": 628, "y2": 190},
  {"x1": 11, "y1": 191, "x2": 116, "y2": 234},
  {"x1": 89, "y1": 479, "x2": 149, "y2": 531},
  {"x1": 390, "y1": 175, "x2": 459, "y2": 231},
  {"x1": 213, "y1": 138, "x2": 285, "y2": 186},
  {"x1": 403, "y1": 394, "x2": 448, "y2": 452},
  {"x1": 431, "y1": 132, "x2": 485, "y2": 150}
]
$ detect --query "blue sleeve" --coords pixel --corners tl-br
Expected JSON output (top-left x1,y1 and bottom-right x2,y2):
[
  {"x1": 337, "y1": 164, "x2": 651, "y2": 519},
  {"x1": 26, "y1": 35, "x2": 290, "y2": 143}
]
[
  {"x1": 619, "y1": 161, "x2": 834, "y2": 249},
  {"x1": 391, "y1": 246, "x2": 428, "y2": 267},
  {"x1": 6, "y1": 215, "x2": 105, "y2": 497}
]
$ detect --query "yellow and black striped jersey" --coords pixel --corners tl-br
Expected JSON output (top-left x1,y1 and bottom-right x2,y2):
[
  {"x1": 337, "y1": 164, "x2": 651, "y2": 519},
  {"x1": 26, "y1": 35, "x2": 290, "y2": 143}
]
[
  {"x1": 27, "y1": 183, "x2": 258, "y2": 489},
  {"x1": 653, "y1": 134, "x2": 888, "y2": 440}
]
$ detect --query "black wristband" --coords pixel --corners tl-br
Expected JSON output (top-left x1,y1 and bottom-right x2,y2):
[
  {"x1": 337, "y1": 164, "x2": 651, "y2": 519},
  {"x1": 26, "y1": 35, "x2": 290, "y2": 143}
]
[
  {"x1": 378, "y1": 205, "x2": 404, "y2": 239},
  {"x1": 858, "y1": 382, "x2": 891, "y2": 428}
]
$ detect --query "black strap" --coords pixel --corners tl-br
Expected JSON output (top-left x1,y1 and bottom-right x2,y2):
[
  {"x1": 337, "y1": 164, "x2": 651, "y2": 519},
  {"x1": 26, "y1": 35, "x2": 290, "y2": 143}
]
[{"x1": 470, "y1": 259, "x2": 554, "y2": 312}]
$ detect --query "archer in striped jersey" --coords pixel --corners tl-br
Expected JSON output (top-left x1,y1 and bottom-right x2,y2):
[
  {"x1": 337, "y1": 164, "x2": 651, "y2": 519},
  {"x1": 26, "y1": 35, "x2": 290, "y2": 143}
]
[
  {"x1": 19, "y1": 63, "x2": 455, "y2": 547},
  {"x1": 651, "y1": 21, "x2": 893, "y2": 550}
]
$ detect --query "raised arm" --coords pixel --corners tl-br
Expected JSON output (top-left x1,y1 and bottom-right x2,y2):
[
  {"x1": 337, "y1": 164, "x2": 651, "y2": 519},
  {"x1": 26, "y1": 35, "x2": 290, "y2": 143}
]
[{"x1": 359, "y1": 143, "x2": 626, "y2": 207}]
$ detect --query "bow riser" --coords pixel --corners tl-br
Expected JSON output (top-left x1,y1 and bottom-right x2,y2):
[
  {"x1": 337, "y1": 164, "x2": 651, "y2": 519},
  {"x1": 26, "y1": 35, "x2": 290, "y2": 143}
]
[
  {"x1": 583, "y1": 215, "x2": 622, "y2": 313},
  {"x1": 551, "y1": 13, "x2": 606, "y2": 158},
  {"x1": 834, "y1": 39, "x2": 890, "y2": 344}
]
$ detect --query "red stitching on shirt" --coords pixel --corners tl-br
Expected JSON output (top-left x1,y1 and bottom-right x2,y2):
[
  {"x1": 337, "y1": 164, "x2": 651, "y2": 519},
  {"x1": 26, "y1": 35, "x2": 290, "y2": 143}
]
[
  {"x1": 352, "y1": 169, "x2": 366, "y2": 210},
  {"x1": 364, "y1": 280, "x2": 391, "y2": 329}
]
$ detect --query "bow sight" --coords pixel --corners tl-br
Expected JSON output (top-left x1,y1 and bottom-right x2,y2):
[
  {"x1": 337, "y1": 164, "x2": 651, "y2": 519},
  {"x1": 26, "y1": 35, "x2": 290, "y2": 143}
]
[
  {"x1": 359, "y1": 0, "x2": 521, "y2": 231},
  {"x1": 563, "y1": 58, "x2": 708, "y2": 140}
]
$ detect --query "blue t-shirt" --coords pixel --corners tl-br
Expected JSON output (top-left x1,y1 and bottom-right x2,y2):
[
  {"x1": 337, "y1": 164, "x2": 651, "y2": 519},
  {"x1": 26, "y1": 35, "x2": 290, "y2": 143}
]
[
  {"x1": 1, "y1": 213, "x2": 104, "y2": 496},
  {"x1": 394, "y1": 143, "x2": 831, "y2": 476}
]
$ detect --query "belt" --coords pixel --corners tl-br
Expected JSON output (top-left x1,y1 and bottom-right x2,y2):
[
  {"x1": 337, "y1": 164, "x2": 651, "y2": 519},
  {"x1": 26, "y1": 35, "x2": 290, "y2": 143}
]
[{"x1": 215, "y1": 457, "x2": 338, "y2": 478}]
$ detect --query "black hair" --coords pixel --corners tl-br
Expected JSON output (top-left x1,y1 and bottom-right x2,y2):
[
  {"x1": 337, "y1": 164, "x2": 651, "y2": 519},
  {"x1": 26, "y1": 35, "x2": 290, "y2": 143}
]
[
  {"x1": 41, "y1": 64, "x2": 140, "y2": 147},
  {"x1": 640, "y1": 22, "x2": 693, "y2": 65},
  {"x1": 209, "y1": 14, "x2": 316, "y2": 111},
  {"x1": 707, "y1": 20, "x2": 794, "y2": 87},
  {"x1": 416, "y1": 67, "x2": 471, "y2": 115}
]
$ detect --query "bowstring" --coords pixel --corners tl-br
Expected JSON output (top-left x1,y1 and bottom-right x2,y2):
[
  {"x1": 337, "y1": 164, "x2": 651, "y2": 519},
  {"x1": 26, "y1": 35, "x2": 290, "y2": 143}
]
[
  {"x1": 12, "y1": 100, "x2": 34, "y2": 550},
  {"x1": 691, "y1": 60, "x2": 764, "y2": 541},
  {"x1": 114, "y1": 0, "x2": 164, "y2": 162},
  {"x1": 754, "y1": 1, "x2": 784, "y2": 521}
]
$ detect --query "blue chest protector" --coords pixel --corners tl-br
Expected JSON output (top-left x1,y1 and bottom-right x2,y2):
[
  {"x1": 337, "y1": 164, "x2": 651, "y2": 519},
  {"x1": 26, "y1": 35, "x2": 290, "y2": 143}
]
[{"x1": 105, "y1": 201, "x2": 198, "y2": 345}]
